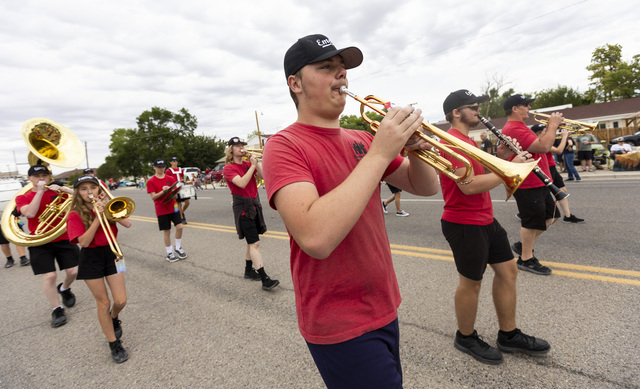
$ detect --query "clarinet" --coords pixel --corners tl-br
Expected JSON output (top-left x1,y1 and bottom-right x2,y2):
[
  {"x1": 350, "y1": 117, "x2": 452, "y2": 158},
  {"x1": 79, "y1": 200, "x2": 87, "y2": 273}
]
[{"x1": 478, "y1": 115, "x2": 568, "y2": 201}]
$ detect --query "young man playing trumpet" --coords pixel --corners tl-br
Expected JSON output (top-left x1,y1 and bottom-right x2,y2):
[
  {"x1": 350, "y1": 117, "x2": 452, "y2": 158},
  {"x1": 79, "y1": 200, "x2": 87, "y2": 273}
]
[
  {"x1": 263, "y1": 34, "x2": 439, "y2": 388},
  {"x1": 440, "y1": 90, "x2": 550, "y2": 365},
  {"x1": 15, "y1": 164, "x2": 79, "y2": 328},
  {"x1": 146, "y1": 158, "x2": 186, "y2": 262}
]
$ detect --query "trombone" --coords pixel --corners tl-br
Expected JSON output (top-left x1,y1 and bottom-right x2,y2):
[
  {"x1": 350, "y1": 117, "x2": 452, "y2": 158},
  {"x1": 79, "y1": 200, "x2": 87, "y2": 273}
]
[
  {"x1": 530, "y1": 111, "x2": 598, "y2": 135},
  {"x1": 340, "y1": 87, "x2": 538, "y2": 200},
  {"x1": 91, "y1": 181, "x2": 135, "y2": 259}
]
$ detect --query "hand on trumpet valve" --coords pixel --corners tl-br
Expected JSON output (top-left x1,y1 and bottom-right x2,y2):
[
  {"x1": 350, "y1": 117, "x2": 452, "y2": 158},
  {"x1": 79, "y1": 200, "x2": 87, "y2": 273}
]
[
  {"x1": 404, "y1": 129, "x2": 433, "y2": 152},
  {"x1": 546, "y1": 112, "x2": 564, "y2": 129},
  {"x1": 559, "y1": 128, "x2": 569, "y2": 138},
  {"x1": 372, "y1": 106, "x2": 424, "y2": 159}
]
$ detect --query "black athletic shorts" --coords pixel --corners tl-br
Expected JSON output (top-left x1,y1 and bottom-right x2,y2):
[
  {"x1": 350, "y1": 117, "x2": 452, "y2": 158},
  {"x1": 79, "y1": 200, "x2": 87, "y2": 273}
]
[
  {"x1": 386, "y1": 183, "x2": 402, "y2": 194},
  {"x1": 549, "y1": 165, "x2": 565, "y2": 189},
  {"x1": 77, "y1": 245, "x2": 117, "y2": 280},
  {"x1": 157, "y1": 212, "x2": 182, "y2": 231},
  {"x1": 513, "y1": 186, "x2": 561, "y2": 231},
  {"x1": 0, "y1": 224, "x2": 9, "y2": 245},
  {"x1": 28, "y1": 240, "x2": 79, "y2": 275},
  {"x1": 239, "y1": 215, "x2": 260, "y2": 245},
  {"x1": 577, "y1": 150, "x2": 592, "y2": 161},
  {"x1": 441, "y1": 219, "x2": 514, "y2": 281}
]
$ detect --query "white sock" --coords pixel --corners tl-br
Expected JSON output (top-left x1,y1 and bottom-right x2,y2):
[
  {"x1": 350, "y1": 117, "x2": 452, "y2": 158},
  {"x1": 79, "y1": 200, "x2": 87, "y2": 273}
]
[
  {"x1": 53, "y1": 305, "x2": 63, "y2": 311},
  {"x1": 175, "y1": 239, "x2": 182, "y2": 250},
  {"x1": 166, "y1": 246, "x2": 173, "y2": 254},
  {"x1": 59, "y1": 285, "x2": 68, "y2": 292}
]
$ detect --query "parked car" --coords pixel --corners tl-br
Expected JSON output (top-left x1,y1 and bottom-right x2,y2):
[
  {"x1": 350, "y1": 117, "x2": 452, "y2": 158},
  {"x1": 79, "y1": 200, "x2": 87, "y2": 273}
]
[
  {"x1": 609, "y1": 131, "x2": 640, "y2": 146},
  {"x1": 210, "y1": 164, "x2": 225, "y2": 182}
]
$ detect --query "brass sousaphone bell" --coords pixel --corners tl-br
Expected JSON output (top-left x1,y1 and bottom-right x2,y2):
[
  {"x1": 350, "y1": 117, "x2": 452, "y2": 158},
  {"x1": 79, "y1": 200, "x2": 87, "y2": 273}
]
[{"x1": 1, "y1": 118, "x2": 84, "y2": 246}]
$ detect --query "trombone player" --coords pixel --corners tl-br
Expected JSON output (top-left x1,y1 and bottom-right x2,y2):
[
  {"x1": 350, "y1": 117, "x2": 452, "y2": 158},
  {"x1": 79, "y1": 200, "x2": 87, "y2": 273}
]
[
  {"x1": 15, "y1": 164, "x2": 79, "y2": 328},
  {"x1": 439, "y1": 90, "x2": 550, "y2": 365}
]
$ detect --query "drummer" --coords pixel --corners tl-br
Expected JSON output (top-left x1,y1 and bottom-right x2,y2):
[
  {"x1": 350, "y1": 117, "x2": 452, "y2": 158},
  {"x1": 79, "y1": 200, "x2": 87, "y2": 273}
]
[{"x1": 165, "y1": 157, "x2": 190, "y2": 225}]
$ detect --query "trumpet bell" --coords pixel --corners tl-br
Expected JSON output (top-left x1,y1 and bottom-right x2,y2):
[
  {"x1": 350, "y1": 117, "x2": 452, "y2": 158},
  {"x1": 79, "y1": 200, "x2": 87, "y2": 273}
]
[
  {"x1": 105, "y1": 197, "x2": 136, "y2": 222},
  {"x1": 22, "y1": 118, "x2": 84, "y2": 168}
]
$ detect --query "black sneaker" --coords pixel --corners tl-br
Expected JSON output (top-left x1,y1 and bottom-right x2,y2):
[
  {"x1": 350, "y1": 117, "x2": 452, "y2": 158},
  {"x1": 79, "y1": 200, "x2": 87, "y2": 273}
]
[
  {"x1": 262, "y1": 276, "x2": 280, "y2": 291},
  {"x1": 515, "y1": 213, "x2": 521, "y2": 220},
  {"x1": 175, "y1": 248, "x2": 187, "y2": 260},
  {"x1": 20, "y1": 256, "x2": 30, "y2": 266},
  {"x1": 381, "y1": 201, "x2": 388, "y2": 214},
  {"x1": 112, "y1": 317, "x2": 123, "y2": 339},
  {"x1": 562, "y1": 215, "x2": 585, "y2": 223},
  {"x1": 109, "y1": 339, "x2": 129, "y2": 363},
  {"x1": 4, "y1": 258, "x2": 15, "y2": 268},
  {"x1": 166, "y1": 252, "x2": 179, "y2": 263},
  {"x1": 497, "y1": 329, "x2": 550, "y2": 355},
  {"x1": 51, "y1": 306, "x2": 67, "y2": 328},
  {"x1": 517, "y1": 257, "x2": 551, "y2": 275},
  {"x1": 511, "y1": 241, "x2": 522, "y2": 256},
  {"x1": 244, "y1": 268, "x2": 261, "y2": 281},
  {"x1": 454, "y1": 330, "x2": 503, "y2": 365},
  {"x1": 57, "y1": 283, "x2": 76, "y2": 308}
]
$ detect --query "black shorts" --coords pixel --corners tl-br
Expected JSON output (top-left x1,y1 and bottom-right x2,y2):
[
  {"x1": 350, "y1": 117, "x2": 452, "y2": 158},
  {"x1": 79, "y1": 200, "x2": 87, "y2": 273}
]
[
  {"x1": 441, "y1": 219, "x2": 514, "y2": 281},
  {"x1": 513, "y1": 186, "x2": 561, "y2": 231},
  {"x1": 239, "y1": 215, "x2": 260, "y2": 244},
  {"x1": 28, "y1": 240, "x2": 80, "y2": 275},
  {"x1": 577, "y1": 150, "x2": 592, "y2": 161},
  {"x1": 77, "y1": 245, "x2": 117, "y2": 280},
  {"x1": 157, "y1": 212, "x2": 182, "y2": 231},
  {"x1": 0, "y1": 224, "x2": 8, "y2": 245},
  {"x1": 549, "y1": 165, "x2": 565, "y2": 189},
  {"x1": 386, "y1": 183, "x2": 402, "y2": 194}
]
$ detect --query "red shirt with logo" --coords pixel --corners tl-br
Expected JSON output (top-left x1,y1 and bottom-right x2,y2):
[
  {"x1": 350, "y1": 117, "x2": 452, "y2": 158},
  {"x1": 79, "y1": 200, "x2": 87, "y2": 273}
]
[
  {"x1": 263, "y1": 122, "x2": 404, "y2": 345},
  {"x1": 501, "y1": 120, "x2": 550, "y2": 189},
  {"x1": 146, "y1": 174, "x2": 178, "y2": 216}
]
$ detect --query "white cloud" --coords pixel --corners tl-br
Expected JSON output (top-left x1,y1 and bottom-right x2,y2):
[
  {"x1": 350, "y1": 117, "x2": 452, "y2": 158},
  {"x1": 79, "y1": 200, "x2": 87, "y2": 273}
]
[{"x1": 1, "y1": 0, "x2": 639, "y2": 175}]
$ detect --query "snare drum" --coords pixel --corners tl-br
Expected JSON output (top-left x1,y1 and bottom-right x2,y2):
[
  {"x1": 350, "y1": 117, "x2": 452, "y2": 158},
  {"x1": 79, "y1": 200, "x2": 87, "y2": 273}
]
[{"x1": 177, "y1": 185, "x2": 196, "y2": 200}]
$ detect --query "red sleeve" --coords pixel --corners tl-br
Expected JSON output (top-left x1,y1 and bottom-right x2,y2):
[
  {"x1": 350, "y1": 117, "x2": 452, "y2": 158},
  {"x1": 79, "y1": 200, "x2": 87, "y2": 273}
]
[{"x1": 66, "y1": 211, "x2": 86, "y2": 245}]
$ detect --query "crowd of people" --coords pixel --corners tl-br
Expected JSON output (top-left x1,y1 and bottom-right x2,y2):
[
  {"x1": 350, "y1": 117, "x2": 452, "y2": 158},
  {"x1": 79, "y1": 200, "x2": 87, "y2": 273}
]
[{"x1": 3, "y1": 32, "x2": 636, "y2": 387}]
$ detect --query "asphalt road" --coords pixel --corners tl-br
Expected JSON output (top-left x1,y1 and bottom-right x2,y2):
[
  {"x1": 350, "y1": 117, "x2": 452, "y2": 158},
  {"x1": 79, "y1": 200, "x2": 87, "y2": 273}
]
[{"x1": 1, "y1": 173, "x2": 639, "y2": 388}]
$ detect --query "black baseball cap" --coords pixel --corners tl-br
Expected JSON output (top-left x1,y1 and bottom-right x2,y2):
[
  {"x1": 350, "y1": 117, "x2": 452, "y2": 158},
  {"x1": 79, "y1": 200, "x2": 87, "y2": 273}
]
[
  {"x1": 28, "y1": 164, "x2": 51, "y2": 176},
  {"x1": 443, "y1": 89, "x2": 489, "y2": 115},
  {"x1": 228, "y1": 137, "x2": 247, "y2": 146},
  {"x1": 504, "y1": 94, "x2": 536, "y2": 112},
  {"x1": 284, "y1": 34, "x2": 363, "y2": 79},
  {"x1": 153, "y1": 158, "x2": 166, "y2": 167},
  {"x1": 83, "y1": 168, "x2": 94, "y2": 174},
  {"x1": 531, "y1": 123, "x2": 546, "y2": 134},
  {"x1": 73, "y1": 175, "x2": 99, "y2": 188},
  {"x1": 169, "y1": 157, "x2": 178, "y2": 162}
]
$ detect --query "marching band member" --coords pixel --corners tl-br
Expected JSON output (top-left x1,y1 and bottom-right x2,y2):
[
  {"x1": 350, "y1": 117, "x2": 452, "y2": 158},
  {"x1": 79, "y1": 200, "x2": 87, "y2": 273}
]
[
  {"x1": 166, "y1": 157, "x2": 190, "y2": 224},
  {"x1": 146, "y1": 158, "x2": 187, "y2": 262},
  {"x1": 66, "y1": 175, "x2": 131, "y2": 363},
  {"x1": 15, "y1": 164, "x2": 79, "y2": 328}
]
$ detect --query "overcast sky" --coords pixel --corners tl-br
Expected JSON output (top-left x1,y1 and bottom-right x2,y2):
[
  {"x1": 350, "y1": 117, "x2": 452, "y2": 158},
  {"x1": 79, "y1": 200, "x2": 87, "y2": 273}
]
[{"x1": 2, "y1": 0, "x2": 638, "y2": 176}]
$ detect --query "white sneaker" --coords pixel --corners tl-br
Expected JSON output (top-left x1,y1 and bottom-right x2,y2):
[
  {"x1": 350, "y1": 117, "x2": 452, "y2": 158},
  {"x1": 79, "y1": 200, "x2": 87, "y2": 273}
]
[
  {"x1": 396, "y1": 210, "x2": 409, "y2": 217},
  {"x1": 382, "y1": 201, "x2": 388, "y2": 214}
]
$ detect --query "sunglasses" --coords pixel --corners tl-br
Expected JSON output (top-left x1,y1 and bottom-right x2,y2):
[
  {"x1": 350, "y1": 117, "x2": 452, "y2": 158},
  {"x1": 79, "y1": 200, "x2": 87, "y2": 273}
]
[{"x1": 457, "y1": 104, "x2": 479, "y2": 112}]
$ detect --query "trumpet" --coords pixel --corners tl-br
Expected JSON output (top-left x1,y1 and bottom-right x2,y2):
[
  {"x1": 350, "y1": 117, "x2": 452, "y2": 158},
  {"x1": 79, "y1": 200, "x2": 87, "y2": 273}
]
[
  {"x1": 530, "y1": 111, "x2": 598, "y2": 134},
  {"x1": 243, "y1": 148, "x2": 263, "y2": 161},
  {"x1": 340, "y1": 87, "x2": 537, "y2": 200},
  {"x1": 90, "y1": 181, "x2": 135, "y2": 259}
]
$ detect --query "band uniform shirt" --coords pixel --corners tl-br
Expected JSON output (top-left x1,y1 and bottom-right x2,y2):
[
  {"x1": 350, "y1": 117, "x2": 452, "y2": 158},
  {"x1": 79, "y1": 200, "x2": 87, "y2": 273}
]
[
  {"x1": 223, "y1": 161, "x2": 259, "y2": 200},
  {"x1": 15, "y1": 189, "x2": 70, "y2": 242},
  {"x1": 66, "y1": 210, "x2": 118, "y2": 248},
  {"x1": 502, "y1": 121, "x2": 551, "y2": 189},
  {"x1": 146, "y1": 175, "x2": 178, "y2": 216},
  {"x1": 263, "y1": 122, "x2": 404, "y2": 345},
  {"x1": 439, "y1": 128, "x2": 493, "y2": 225},
  {"x1": 165, "y1": 167, "x2": 184, "y2": 183}
]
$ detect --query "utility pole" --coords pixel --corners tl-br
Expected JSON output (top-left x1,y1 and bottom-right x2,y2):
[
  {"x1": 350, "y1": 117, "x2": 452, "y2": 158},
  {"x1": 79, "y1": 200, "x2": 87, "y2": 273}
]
[
  {"x1": 254, "y1": 111, "x2": 262, "y2": 148},
  {"x1": 85, "y1": 141, "x2": 89, "y2": 169}
]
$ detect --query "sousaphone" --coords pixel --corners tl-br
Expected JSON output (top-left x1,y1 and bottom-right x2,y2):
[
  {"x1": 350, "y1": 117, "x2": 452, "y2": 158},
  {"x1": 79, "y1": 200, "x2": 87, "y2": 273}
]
[{"x1": 0, "y1": 118, "x2": 84, "y2": 246}]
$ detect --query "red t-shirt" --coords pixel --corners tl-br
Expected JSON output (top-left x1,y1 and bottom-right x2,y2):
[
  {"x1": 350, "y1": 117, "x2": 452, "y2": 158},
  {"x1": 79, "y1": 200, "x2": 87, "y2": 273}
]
[
  {"x1": 15, "y1": 189, "x2": 69, "y2": 242},
  {"x1": 439, "y1": 128, "x2": 493, "y2": 225},
  {"x1": 66, "y1": 210, "x2": 118, "y2": 247},
  {"x1": 263, "y1": 122, "x2": 404, "y2": 345},
  {"x1": 146, "y1": 174, "x2": 178, "y2": 216},
  {"x1": 165, "y1": 167, "x2": 184, "y2": 183},
  {"x1": 501, "y1": 121, "x2": 550, "y2": 189},
  {"x1": 223, "y1": 161, "x2": 258, "y2": 199},
  {"x1": 545, "y1": 152, "x2": 555, "y2": 167}
]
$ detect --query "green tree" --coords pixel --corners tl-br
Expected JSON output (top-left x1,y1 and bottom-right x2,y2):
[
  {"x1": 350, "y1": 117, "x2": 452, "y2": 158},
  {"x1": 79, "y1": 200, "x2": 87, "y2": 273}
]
[
  {"x1": 339, "y1": 112, "x2": 384, "y2": 135},
  {"x1": 97, "y1": 155, "x2": 122, "y2": 180},
  {"x1": 586, "y1": 44, "x2": 640, "y2": 102},
  {"x1": 479, "y1": 88, "x2": 516, "y2": 119},
  {"x1": 531, "y1": 85, "x2": 586, "y2": 109}
]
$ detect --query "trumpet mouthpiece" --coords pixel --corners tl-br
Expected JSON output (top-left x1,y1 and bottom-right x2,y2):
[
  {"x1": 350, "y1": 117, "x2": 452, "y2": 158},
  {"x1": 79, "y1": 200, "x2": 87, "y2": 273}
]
[{"x1": 340, "y1": 86, "x2": 352, "y2": 96}]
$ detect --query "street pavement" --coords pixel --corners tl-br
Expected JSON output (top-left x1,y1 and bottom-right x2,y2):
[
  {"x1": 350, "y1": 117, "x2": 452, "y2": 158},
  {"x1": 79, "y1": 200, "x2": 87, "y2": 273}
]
[{"x1": 1, "y1": 168, "x2": 638, "y2": 388}]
